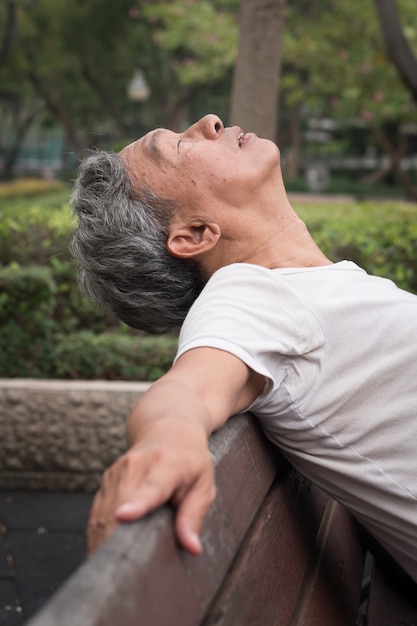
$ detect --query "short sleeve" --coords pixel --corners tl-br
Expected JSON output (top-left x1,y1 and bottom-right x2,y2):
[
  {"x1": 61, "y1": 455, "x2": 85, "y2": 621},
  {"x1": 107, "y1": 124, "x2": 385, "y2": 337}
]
[{"x1": 175, "y1": 263, "x2": 324, "y2": 396}]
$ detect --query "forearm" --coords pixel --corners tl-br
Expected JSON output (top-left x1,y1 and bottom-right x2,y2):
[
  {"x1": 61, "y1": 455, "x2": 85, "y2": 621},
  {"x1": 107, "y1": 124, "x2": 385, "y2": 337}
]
[
  {"x1": 88, "y1": 375, "x2": 218, "y2": 555},
  {"x1": 88, "y1": 349, "x2": 261, "y2": 554},
  {"x1": 126, "y1": 375, "x2": 227, "y2": 447}
]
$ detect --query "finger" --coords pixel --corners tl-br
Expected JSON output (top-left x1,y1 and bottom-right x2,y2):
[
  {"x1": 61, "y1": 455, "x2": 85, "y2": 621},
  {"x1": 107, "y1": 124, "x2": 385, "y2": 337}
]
[
  {"x1": 87, "y1": 517, "x2": 118, "y2": 556},
  {"x1": 87, "y1": 463, "x2": 131, "y2": 554},
  {"x1": 115, "y1": 500, "x2": 149, "y2": 520},
  {"x1": 87, "y1": 496, "x2": 112, "y2": 556},
  {"x1": 115, "y1": 462, "x2": 182, "y2": 522},
  {"x1": 175, "y1": 478, "x2": 217, "y2": 555}
]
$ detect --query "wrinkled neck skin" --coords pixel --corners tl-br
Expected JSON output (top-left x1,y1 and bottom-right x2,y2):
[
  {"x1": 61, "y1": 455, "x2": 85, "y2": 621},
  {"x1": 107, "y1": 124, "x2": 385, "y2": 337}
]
[{"x1": 196, "y1": 174, "x2": 332, "y2": 280}]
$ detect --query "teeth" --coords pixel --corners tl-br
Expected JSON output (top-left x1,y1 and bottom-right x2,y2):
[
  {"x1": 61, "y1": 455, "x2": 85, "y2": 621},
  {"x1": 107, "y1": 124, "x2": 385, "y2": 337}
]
[{"x1": 238, "y1": 132, "x2": 245, "y2": 147}]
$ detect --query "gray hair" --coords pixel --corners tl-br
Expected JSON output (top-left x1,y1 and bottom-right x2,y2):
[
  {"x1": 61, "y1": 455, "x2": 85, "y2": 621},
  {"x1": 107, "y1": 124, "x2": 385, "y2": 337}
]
[{"x1": 69, "y1": 150, "x2": 205, "y2": 334}]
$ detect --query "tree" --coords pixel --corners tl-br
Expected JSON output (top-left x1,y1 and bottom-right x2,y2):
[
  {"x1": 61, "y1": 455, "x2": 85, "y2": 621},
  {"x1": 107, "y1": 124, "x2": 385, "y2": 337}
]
[
  {"x1": 0, "y1": 0, "x2": 16, "y2": 68},
  {"x1": 140, "y1": 0, "x2": 238, "y2": 129},
  {"x1": 0, "y1": 1, "x2": 40, "y2": 178},
  {"x1": 18, "y1": 0, "x2": 140, "y2": 153},
  {"x1": 0, "y1": 0, "x2": 140, "y2": 165},
  {"x1": 280, "y1": 0, "x2": 417, "y2": 198},
  {"x1": 229, "y1": 0, "x2": 287, "y2": 140},
  {"x1": 0, "y1": 0, "x2": 240, "y2": 176},
  {"x1": 374, "y1": 0, "x2": 417, "y2": 101}
]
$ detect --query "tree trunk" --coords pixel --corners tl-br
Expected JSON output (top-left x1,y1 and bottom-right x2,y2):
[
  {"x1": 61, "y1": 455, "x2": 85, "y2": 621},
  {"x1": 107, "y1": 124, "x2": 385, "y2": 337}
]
[
  {"x1": 283, "y1": 102, "x2": 302, "y2": 179},
  {"x1": 371, "y1": 124, "x2": 417, "y2": 201},
  {"x1": 2, "y1": 109, "x2": 37, "y2": 178},
  {"x1": 27, "y1": 68, "x2": 84, "y2": 156},
  {"x1": 229, "y1": 0, "x2": 287, "y2": 140},
  {"x1": 81, "y1": 61, "x2": 125, "y2": 138},
  {"x1": 374, "y1": 0, "x2": 417, "y2": 101},
  {"x1": 0, "y1": 0, "x2": 17, "y2": 68},
  {"x1": 164, "y1": 85, "x2": 195, "y2": 131}
]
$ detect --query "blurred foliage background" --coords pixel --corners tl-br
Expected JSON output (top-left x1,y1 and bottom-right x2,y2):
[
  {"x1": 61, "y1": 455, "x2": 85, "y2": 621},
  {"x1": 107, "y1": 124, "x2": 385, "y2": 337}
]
[
  {"x1": 0, "y1": 0, "x2": 416, "y2": 378},
  {"x1": 1, "y1": 185, "x2": 416, "y2": 379},
  {"x1": 0, "y1": 0, "x2": 416, "y2": 189}
]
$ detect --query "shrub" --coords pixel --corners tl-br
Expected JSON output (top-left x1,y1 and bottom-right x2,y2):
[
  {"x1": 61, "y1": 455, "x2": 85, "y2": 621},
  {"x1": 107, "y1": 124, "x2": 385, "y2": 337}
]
[
  {"x1": 50, "y1": 257, "x2": 116, "y2": 334},
  {"x1": 0, "y1": 263, "x2": 56, "y2": 327},
  {"x1": 0, "y1": 192, "x2": 73, "y2": 266},
  {"x1": 0, "y1": 264, "x2": 58, "y2": 377},
  {"x1": 0, "y1": 190, "x2": 119, "y2": 332},
  {"x1": 1, "y1": 192, "x2": 416, "y2": 379},
  {"x1": 296, "y1": 200, "x2": 417, "y2": 293},
  {"x1": 0, "y1": 264, "x2": 177, "y2": 379},
  {"x1": 54, "y1": 332, "x2": 178, "y2": 380}
]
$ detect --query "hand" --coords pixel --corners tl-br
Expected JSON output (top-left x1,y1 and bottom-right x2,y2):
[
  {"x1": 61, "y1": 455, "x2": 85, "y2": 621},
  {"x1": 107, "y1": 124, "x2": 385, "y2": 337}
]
[{"x1": 87, "y1": 417, "x2": 216, "y2": 555}]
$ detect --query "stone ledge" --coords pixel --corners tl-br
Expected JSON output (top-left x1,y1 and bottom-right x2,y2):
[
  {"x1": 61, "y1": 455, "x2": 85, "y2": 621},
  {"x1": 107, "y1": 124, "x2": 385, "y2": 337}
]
[{"x1": 0, "y1": 379, "x2": 151, "y2": 491}]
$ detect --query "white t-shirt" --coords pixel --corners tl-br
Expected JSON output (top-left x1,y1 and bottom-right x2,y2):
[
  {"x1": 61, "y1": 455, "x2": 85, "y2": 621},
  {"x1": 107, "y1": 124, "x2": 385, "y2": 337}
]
[{"x1": 175, "y1": 261, "x2": 417, "y2": 581}]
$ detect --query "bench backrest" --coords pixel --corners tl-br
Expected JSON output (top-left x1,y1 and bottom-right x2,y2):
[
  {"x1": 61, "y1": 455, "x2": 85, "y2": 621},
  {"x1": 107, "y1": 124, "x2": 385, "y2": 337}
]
[{"x1": 27, "y1": 414, "x2": 370, "y2": 626}]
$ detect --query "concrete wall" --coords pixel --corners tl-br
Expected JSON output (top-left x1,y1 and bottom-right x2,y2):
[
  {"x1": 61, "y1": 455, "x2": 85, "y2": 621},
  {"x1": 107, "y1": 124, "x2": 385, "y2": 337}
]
[{"x1": 0, "y1": 379, "x2": 150, "y2": 492}]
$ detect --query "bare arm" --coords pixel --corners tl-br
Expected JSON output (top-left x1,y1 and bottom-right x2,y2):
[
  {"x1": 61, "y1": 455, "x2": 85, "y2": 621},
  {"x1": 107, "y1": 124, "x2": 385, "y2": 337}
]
[{"x1": 87, "y1": 348, "x2": 265, "y2": 554}]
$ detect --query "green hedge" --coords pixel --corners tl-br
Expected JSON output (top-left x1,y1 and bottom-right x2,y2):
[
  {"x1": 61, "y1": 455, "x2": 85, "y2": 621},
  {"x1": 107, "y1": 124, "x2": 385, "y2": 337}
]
[
  {"x1": 297, "y1": 200, "x2": 417, "y2": 293},
  {"x1": 0, "y1": 263, "x2": 178, "y2": 379},
  {"x1": 1, "y1": 189, "x2": 416, "y2": 379},
  {"x1": 0, "y1": 264, "x2": 59, "y2": 377},
  {"x1": 0, "y1": 184, "x2": 178, "y2": 378},
  {"x1": 0, "y1": 190, "x2": 73, "y2": 265},
  {"x1": 0, "y1": 191, "x2": 121, "y2": 333},
  {"x1": 54, "y1": 332, "x2": 178, "y2": 380}
]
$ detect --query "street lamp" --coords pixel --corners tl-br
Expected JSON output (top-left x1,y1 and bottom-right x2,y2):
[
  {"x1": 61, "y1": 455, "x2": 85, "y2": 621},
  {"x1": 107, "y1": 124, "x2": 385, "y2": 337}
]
[
  {"x1": 127, "y1": 69, "x2": 150, "y2": 136},
  {"x1": 127, "y1": 69, "x2": 150, "y2": 103}
]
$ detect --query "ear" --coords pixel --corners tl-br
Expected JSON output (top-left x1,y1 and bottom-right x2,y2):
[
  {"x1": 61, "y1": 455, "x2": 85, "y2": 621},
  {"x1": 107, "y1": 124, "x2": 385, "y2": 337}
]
[{"x1": 167, "y1": 222, "x2": 221, "y2": 259}]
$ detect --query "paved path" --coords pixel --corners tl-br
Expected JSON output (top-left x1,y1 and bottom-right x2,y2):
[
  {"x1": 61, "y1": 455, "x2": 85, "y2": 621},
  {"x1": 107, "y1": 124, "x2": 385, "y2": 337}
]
[{"x1": 0, "y1": 492, "x2": 93, "y2": 625}]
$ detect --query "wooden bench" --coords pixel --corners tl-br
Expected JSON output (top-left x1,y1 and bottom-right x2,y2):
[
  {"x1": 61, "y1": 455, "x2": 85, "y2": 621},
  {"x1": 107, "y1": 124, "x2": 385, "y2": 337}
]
[{"x1": 27, "y1": 414, "x2": 417, "y2": 626}]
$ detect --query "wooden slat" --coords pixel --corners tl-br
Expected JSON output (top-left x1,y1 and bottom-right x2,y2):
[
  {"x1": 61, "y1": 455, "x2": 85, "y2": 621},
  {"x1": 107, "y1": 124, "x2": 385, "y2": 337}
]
[
  {"x1": 186, "y1": 415, "x2": 283, "y2": 609},
  {"x1": 203, "y1": 474, "x2": 365, "y2": 626},
  {"x1": 201, "y1": 468, "x2": 329, "y2": 626},
  {"x1": 366, "y1": 562, "x2": 417, "y2": 626},
  {"x1": 27, "y1": 414, "x2": 282, "y2": 626},
  {"x1": 289, "y1": 499, "x2": 366, "y2": 626}
]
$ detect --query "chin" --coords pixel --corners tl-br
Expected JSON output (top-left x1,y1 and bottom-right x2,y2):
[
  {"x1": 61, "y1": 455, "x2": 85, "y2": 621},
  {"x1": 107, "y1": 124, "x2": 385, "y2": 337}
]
[
  {"x1": 258, "y1": 134, "x2": 280, "y2": 152},
  {"x1": 261, "y1": 137, "x2": 281, "y2": 167}
]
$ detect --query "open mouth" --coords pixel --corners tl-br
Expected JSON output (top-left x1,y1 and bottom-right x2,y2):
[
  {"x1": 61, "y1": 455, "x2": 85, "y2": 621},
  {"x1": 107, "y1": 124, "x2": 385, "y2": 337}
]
[{"x1": 238, "y1": 132, "x2": 246, "y2": 148}]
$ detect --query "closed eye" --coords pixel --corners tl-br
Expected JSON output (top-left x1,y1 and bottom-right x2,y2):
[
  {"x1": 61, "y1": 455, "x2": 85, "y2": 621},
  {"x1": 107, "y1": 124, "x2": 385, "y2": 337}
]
[{"x1": 177, "y1": 139, "x2": 182, "y2": 152}]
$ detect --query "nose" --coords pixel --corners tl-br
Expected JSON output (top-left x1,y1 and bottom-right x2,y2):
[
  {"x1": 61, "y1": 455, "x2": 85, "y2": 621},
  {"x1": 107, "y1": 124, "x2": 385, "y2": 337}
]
[{"x1": 182, "y1": 114, "x2": 224, "y2": 140}]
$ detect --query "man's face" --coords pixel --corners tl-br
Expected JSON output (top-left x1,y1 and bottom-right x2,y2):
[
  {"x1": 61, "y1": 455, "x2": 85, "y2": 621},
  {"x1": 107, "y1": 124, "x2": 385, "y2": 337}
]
[{"x1": 119, "y1": 114, "x2": 280, "y2": 221}]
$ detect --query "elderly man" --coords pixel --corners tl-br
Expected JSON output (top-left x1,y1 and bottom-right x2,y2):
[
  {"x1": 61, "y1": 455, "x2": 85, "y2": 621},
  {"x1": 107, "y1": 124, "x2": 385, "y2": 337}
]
[{"x1": 70, "y1": 114, "x2": 417, "y2": 584}]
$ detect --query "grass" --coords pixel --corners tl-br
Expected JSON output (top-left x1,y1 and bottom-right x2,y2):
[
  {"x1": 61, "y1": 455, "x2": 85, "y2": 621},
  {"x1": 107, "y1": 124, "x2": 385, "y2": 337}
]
[
  {"x1": 0, "y1": 187, "x2": 71, "y2": 213},
  {"x1": 0, "y1": 177, "x2": 68, "y2": 199}
]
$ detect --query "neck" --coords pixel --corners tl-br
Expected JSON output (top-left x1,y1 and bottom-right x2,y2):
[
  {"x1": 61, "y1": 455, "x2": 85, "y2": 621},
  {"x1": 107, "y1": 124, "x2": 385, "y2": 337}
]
[
  {"x1": 199, "y1": 197, "x2": 332, "y2": 279},
  {"x1": 249, "y1": 216, "x2": 332, "y2": 270}
]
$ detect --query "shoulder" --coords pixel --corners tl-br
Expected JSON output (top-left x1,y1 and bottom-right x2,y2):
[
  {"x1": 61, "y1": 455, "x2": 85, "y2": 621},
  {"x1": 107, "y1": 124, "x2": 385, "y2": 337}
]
[
  {"x1": 204, "y1": 262, "x2": 281, "y2": 290},
  {"x1": 187, "y1": 262, "x2": 320, "y2": 321},
  {"x1": 195, "y1": 262, "x2": 294, "y2": 307},
  {"x1": 179, "y1": 262, "x2": 323, "y2": 356}
]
